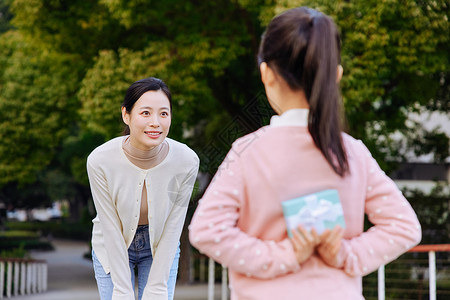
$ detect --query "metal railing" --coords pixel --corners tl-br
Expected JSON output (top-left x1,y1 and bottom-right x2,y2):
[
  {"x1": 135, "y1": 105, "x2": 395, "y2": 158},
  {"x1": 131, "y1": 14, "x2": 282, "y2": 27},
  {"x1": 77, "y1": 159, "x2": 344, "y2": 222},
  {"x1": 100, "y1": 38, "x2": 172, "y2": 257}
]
[
  {"x1": 376, "y1": 244, "x2": 450, "y2": 300},
  {"x1": 197, "y1": 244, "x2": 450, "y2": 300},
  {"x1": 0, "y1": 258, "x2": 47, "y2": 299},
  {"x1": 191, "y1": 254, "x2": 228, "y2": 300}
]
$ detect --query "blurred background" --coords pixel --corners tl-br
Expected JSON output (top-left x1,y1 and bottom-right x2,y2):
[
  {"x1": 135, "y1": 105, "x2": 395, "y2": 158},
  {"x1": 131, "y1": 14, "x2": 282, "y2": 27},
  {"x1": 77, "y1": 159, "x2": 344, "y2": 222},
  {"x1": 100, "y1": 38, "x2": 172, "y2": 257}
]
[{"x1": 0, "y1": 0, "x2": 449, "y2": 299}]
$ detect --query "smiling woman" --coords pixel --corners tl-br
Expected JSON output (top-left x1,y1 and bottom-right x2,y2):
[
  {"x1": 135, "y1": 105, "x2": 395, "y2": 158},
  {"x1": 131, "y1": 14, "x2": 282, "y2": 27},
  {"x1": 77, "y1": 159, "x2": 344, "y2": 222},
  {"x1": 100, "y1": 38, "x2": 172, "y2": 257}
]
[
  {"x1": 87, "y1": 77, "x2": 199, "y2": 300},
  {"x1": 122, "y1": 89, "x2": 172, "y2": 150}
]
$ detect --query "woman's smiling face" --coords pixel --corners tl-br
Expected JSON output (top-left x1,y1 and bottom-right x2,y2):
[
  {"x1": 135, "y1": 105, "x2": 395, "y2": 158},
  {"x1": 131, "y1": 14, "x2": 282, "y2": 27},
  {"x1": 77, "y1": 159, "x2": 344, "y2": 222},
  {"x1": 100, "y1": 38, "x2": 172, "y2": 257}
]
[{"x1": 121, "y1": 90, "x2": 171, "y2": 150}]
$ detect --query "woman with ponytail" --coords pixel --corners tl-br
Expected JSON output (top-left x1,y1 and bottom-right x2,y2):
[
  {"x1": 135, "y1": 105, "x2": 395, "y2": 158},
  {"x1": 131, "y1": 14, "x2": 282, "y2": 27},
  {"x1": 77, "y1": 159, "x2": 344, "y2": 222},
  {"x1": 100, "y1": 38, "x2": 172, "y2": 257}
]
[{"x1": 189, "y1": 7, "x2": 420, "y2": 300}]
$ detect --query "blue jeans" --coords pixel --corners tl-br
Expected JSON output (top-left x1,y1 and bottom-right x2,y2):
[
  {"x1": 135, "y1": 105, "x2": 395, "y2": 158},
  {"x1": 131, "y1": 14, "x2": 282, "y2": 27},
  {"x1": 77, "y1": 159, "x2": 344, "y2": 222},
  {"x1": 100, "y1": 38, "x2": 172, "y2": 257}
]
[{"x1": 92, "y1": 225, "x2": 180, "y2": 300}]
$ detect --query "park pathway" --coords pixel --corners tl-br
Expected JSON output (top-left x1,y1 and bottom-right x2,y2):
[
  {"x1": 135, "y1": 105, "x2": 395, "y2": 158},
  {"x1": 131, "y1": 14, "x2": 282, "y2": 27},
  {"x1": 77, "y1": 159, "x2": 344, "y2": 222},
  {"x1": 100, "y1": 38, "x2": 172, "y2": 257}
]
[{"x1": 10, "y1": 239, "x2": 221, "y2": 300}]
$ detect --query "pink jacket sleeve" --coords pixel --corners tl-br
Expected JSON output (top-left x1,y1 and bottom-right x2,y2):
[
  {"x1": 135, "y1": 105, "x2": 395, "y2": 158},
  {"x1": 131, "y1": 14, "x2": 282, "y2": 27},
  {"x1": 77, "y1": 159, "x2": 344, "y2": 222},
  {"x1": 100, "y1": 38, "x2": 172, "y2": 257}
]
[
  {"x1": 334, "y1": 141, "x2": 422, "y2": 276},
  {"x1": 189, "y1": 139, "x2": 300, "y2": 279}
]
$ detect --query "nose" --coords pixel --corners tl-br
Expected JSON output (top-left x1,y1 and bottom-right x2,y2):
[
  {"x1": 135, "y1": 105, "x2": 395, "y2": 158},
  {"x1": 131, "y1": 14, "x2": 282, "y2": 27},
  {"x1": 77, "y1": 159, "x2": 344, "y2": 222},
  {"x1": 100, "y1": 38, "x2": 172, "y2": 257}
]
[{"x1": 148, "y1": 114, "x2": 160, "y2": 127}]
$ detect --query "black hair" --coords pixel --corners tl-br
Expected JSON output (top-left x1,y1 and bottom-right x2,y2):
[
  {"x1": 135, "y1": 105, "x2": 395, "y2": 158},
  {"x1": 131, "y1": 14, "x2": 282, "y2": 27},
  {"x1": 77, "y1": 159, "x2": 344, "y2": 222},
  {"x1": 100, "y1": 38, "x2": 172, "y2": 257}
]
[
  {"x1": 258, "y1": 7, "x2": 349, "y2": 176},
  {"x1": 122, "y1": 77, "x2": 172, "y2": 135}
]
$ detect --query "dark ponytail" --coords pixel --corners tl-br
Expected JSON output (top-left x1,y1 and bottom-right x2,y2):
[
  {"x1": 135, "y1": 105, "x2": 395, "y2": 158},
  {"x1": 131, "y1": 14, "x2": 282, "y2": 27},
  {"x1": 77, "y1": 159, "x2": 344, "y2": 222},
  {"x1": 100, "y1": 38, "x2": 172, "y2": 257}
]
[{"x1": 258, "y1": 7, "x2": 348, "y2": 176}]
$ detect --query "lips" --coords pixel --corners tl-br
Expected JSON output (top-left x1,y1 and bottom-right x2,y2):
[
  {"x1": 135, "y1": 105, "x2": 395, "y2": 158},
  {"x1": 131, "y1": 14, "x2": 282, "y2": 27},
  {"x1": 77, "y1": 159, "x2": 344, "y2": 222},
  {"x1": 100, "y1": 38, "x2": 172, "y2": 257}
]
[{"x1": 145, "y1": 131, "x2": 162, "y2": 139}]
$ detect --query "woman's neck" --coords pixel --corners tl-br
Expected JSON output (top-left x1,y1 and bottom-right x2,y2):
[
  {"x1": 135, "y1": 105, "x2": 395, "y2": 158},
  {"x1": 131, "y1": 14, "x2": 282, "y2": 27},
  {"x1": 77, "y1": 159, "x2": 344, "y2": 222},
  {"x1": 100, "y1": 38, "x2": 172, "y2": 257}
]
[
  {"x1": 275, "y1": 83, "x2": 309, "y2": 114},
  {"x1": 122, "y1": 136, "x2": 169, "y2": 169},
  {"x1": 262, "y1": 64, "x2": 309, "y2": 114}
]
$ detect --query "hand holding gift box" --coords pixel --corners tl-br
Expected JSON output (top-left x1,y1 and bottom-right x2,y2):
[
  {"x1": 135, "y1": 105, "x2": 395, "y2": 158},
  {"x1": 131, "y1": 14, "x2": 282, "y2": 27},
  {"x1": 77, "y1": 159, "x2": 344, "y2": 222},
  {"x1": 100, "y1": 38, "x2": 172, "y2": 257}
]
[{"x1": 282, "y1": 189, "x2": 346, "y2": 237}]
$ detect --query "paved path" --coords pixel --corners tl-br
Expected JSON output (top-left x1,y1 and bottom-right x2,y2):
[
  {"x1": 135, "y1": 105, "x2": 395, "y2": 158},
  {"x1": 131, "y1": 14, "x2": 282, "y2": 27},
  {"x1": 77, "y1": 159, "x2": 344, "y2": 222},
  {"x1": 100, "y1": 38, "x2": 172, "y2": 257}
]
[{"x1": 10, "y1": 239, "x2": 223, "y2": 300}]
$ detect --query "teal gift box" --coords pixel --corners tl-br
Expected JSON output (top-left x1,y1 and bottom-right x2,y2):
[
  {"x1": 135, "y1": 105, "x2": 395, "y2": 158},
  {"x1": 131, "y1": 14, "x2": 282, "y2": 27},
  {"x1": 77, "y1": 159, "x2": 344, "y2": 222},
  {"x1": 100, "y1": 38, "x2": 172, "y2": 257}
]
[{"x1": 282, "y1": 189, "x2": 346, "y2": 237}]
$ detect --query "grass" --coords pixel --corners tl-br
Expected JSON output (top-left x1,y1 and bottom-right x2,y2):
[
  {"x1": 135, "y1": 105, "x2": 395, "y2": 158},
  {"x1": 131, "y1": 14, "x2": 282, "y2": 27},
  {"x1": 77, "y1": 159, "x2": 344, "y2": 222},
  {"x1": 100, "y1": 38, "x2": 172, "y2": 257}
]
[
  {"x1": 5, "y1": 220, "x2": 92, "y2": 240},
  {"x1": 1, "y1": 219, "x2": 92, "y2": 261},
  {"x1": 1, "y1": 219, "x2": 92, "y2": 255},
  {"x1": 0, "y1": 230, "x2": 39, "y2": 238},
  {"x1": 0, "y1": 229, "x2": 53, "y2": 252},
  {"x1": 0, "y1": 244, "x2": 28, "y2": 259}
]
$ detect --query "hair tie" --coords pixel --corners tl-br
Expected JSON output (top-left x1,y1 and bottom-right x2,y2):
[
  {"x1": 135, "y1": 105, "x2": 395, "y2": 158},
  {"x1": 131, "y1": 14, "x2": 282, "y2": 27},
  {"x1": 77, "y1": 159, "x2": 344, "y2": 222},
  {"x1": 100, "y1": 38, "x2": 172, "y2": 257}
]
[{"x1": 308, "y1": 8, "x2": 322, "y2": 23}]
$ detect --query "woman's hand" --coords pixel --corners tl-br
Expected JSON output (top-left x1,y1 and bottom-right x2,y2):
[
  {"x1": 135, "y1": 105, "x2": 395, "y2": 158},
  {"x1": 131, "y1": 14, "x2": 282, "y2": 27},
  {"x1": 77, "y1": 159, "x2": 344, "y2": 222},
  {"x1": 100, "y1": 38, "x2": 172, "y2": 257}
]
[
  {"x1": 290, "y1": 226, "x2": 320, "y2": 264},
  {"x1": 316, "y1": 226, "x2": 343, "y2": 268}
]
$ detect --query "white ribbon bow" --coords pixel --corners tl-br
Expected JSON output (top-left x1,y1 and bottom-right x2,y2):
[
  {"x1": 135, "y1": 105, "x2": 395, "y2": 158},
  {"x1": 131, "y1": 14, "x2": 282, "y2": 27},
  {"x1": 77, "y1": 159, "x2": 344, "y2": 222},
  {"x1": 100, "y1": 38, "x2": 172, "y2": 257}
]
[{"x1": 286, "y1": 195, "x2": 343, "y2": 234}]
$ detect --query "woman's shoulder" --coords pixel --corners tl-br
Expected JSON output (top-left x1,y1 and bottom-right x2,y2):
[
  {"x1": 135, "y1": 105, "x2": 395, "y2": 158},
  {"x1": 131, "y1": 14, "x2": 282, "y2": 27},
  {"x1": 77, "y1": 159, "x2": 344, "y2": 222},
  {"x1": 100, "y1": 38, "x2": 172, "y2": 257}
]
[
  {"x1": 229, "y1": 125, "x2": 282, "y2": 156},
  {"x1": 87, "y1": 136, "x2": 124, "y2": 165},
  {"x1": 166, "y1": 138, "x2": 199, "y2": 165},
  {"x1": 341, "y1": 133, "x2": 374, "y2": 166}
]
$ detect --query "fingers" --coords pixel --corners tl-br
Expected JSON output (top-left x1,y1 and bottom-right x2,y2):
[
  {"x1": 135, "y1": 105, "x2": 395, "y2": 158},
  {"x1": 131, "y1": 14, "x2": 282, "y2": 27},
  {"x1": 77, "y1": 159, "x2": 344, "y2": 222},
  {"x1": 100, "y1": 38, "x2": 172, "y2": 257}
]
[
  {"x1": 310, "y1": 228, "x2": 320, "y2": 245},
  {"x1": 290, "y1": 226, "x2": 307, "y2": 251},
  {"x1": 298, "y1": 226, "x2": 321, "y2": 245},
  {"x1": 292, "y1": 226, "x2": 336, "y2": 248},
  {"x1": 320, "y1": 229, "x2": 331, "y2": 241},
  {"x1": 320, "y1": 226, "x2": 343, "y2": 255},
  {"x1": 315, "y1": 226, "x2": 344, "y2": 268},
  {"x1": 289, "y1": 226, "x2": 344, "y2": 266},
  {"x1": 291, "y1": 226, "x2": 343, "y2": 248},
  {"x1": 321, "y1": 226, "x2": 342, "y2": 241},
  {"x1": 289, "y1": 226, "x2": 317, "y2": 264}
]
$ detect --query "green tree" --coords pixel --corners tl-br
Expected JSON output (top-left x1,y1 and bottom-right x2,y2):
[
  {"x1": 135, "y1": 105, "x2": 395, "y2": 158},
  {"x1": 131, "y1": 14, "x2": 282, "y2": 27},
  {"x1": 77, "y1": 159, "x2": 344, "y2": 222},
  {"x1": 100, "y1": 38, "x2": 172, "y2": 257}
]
[
  {"x1": 0, "y1": 0, "x2": 13, "y2": 34},
  {"x1": 0, "y1": 31, "x2": 81, "y2": 185},
  {"x1": 10, "y1": 0, "x2": 125, "y2": 59}
]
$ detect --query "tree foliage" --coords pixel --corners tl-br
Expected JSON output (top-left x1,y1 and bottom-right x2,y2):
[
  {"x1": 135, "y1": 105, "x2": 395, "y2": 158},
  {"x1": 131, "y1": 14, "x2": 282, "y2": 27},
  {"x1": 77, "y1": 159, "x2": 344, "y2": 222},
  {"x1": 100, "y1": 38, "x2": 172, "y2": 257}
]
[
  {"x1": 0, "y1": 0, "x2": 13, "y2": 34},
  {"x1": 0, "y1": 31, "x2": 81, "y2": 185},
  {"x1": 0, "y1": 0, "x2": 448, "y2": 208}
]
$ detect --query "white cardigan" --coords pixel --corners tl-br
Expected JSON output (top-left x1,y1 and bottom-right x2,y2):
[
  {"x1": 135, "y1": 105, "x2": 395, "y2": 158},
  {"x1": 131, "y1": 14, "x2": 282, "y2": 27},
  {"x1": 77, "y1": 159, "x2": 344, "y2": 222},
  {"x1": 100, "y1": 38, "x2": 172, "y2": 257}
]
[{"x1": 87, "y1": 136, "x2": 199, "y2": 300}]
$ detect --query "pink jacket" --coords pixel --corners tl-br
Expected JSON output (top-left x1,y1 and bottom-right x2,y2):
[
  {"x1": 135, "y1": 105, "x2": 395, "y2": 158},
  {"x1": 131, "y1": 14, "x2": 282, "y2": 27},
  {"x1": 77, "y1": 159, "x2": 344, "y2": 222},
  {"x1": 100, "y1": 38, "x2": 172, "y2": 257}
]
[{"x1": 189, "y1": 113, "x2": 421, "y2": 300}]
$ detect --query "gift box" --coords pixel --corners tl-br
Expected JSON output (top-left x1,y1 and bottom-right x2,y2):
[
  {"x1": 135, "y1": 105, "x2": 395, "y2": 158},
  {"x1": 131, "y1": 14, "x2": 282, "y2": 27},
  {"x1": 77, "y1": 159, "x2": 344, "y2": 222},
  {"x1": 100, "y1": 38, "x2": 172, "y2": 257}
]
[{"x1": 282, "y1": 189, "x2": 346, "y2": 237}]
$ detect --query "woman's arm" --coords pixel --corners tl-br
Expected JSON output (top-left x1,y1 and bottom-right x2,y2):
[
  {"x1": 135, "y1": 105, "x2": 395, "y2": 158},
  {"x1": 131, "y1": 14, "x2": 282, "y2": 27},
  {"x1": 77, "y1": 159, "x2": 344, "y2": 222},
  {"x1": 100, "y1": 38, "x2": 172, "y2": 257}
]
[
  {"x1": 319, "y1": 143, "x2": 422, "y2": 276},
  {"x1": 87, "y1": 156, "x2": 135, "y2": 300},
  {"x1": 189, "y1": 141, "x2": 300, "y2": 279},
  {"x1": 143, "y1": 160, "x2": 199, "y2": 300}
]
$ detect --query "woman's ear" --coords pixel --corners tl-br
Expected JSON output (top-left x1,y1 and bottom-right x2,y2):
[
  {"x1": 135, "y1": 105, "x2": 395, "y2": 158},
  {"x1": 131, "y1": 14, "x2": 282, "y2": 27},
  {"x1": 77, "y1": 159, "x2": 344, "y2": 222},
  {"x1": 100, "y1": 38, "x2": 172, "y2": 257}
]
[
  {"x1": 260, "y1": 62, "x2": 276, "y2": 86},
  {"x1": 337, "y1": 65, "x2": 343, "y2": 83},
  {"x1": 260, "y1": 62, "x2": 268, "y2": 84},
  {"x1": 121, "y1": 106, "x2": 130, "y2": 125}
]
